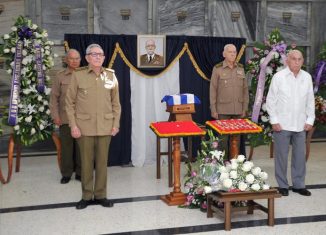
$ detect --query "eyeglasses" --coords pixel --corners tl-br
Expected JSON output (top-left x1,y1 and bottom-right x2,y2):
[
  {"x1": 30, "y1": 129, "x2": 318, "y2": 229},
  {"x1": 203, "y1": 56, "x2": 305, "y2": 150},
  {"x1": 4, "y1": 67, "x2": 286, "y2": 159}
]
[{"x1": 87, "y1": 52, "x2": 105, "y2": 58}]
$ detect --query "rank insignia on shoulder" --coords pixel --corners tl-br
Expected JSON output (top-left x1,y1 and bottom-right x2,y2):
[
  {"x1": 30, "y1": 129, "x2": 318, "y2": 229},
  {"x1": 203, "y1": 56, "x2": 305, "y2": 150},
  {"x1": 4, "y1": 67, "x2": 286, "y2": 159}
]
[
  {"x1": 237, "y1": 63, "x2": 244, "y2": 68},
  {"x1": 75, "y1": 66, "x2": 87, "y2": 71},
  {"x1": 214, "y1": 62, "x2": 223, "y2": 68},
  {"x1": 57, "y1": 69, "x2": 66, "y2": 74},
  {"x1": 105, "y1": 68, "x2": 115, "y2": 73}
]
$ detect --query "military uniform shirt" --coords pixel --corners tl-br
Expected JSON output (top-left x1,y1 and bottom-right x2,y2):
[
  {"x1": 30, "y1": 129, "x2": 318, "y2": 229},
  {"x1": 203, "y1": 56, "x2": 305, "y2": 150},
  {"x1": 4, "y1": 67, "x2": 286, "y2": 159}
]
[
  {"x1": 140, "y1": 53, "x2": 164, "y2": 66},
  {"x1": 209, "y1": 60, "x2": 249, "y2": 115},
  {"x1": 65, "y1": 66, "x2": 121, "y2": 136},
  {"x1": 50, "y1": 68, "x2": 74, "y2": 124}
]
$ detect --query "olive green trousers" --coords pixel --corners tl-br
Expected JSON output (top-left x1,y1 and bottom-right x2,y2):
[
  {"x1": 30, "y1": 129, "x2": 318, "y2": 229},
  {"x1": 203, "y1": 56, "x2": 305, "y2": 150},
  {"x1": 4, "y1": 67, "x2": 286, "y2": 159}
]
[
  {"x1": 59, "y1": 124, "x2": 81, "y2": 177},
  {"x1": 77, "y1": 135, "x2": 111, "y2": 200}
]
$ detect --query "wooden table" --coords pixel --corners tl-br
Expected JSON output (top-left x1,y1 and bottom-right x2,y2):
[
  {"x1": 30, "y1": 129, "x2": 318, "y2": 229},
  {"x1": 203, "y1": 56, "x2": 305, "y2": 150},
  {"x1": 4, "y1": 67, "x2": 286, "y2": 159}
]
[
  {"x1": 155, "y1": 135, "x2": 193, "y2": 187},
  {"x1": 150, "y1": 121, "x2": 205, "y2": 205},
  {"x1": 0, "y1": 133, "x2": 61, "y2": 184},
  {"x1": 206, "y1": 119, "x2": 262, "y2": 159},
  {"x1": 207, "y1": 189, "x2": 281, "y2": 231}
]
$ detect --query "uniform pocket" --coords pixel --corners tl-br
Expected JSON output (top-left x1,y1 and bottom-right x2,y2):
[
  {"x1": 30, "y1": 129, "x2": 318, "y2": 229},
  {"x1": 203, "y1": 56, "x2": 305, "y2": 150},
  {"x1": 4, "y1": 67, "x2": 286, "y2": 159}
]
[
  {"x1": 219, "y1": 77, "x2": 229, "y2": 88},
  {"x1": 76, "y1": 113, "x2": 91, "y2": 120},
  {"x1": 60, "y1": 80, "x2": 71, "y2": 94},
  {"x1": 218, "y1": 97, "x2": 232, "y2": 103},
  {"x1": 236, "y1": 75, "x2": 244, "y2": 86},
  {"x1": 77, "y1": 83, "x2": 95, "y2": 97},
  {"x1": 104, "y1": 113, "x2": 113, "y2": 119}
]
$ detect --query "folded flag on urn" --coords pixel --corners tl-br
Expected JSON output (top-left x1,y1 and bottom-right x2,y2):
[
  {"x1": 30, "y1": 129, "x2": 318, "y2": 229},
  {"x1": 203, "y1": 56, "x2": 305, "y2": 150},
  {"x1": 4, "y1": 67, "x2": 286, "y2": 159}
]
[{"x1": 161, "y1": 93, "x2": 201, "y2": 105}]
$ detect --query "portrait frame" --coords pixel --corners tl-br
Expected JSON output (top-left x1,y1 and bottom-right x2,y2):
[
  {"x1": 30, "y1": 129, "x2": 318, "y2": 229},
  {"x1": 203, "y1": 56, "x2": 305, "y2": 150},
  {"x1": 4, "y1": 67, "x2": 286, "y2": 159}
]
[{"x1": 137, "y1": 35, "x2": 166, "y2": 68}]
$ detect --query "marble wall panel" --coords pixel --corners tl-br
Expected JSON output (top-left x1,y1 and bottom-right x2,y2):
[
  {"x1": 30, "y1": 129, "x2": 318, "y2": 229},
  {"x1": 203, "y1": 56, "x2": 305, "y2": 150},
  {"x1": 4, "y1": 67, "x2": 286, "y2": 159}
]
[
  {"x1": 266, "y1": 2, "x2": 308, "y2": 43},
  {"x1": 311, "y1": 2, "x2": 326, "y2": 64},
  {"x1": 157, "y1": 0, "x2": 205, "y2": 35},
  {"x1": 41, "y1": 0, "x2": 88, "y2": 40},
  {"x1": 239, "y1": 1, "x2": 258, "y2": 41},
  {"x1": 94, "y1": 0, "x2": 148, "y2": 34},
  {"x1": 207, "y1": 0, "x2": 254, "y2": 42},
  {"x1": 0, "y1": 0, "x2": 24, "y2": 36}
]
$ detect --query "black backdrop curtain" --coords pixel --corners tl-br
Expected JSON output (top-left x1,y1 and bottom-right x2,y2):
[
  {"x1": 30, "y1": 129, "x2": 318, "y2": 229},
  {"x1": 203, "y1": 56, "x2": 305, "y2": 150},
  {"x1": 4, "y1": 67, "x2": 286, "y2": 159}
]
[{"x1": 64, "y1": 34, "x2": 246, "y2": 166}]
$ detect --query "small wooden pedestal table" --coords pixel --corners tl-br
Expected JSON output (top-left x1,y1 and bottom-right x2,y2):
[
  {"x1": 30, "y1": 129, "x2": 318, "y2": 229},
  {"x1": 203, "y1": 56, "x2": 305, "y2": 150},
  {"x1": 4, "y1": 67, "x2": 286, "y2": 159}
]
[
  {"x1": 206, "y1": 119, "x2": 262, "y2": 159},
  {"x1": 150, "y1": 121, "x2": 205, "y2": 205},
  {"x1": 157, "y1": 103, "x2": 195, "y2": 187},
  {"x1": 207, "y1": 189, "x2": 281, "y2": 231}
]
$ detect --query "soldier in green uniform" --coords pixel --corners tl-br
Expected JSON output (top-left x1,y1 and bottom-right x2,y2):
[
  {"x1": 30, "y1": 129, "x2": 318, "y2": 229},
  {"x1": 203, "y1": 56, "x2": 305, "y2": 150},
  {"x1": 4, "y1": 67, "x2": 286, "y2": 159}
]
[
  {"x1": 209, "y1": 44, "x2": 249, "y2": 159},
  {"x1": 65, "y1": 44, "x2": 121, "y2": 209},
  {"x1": 50, "y1": 49, "x2": 81, "y2": 184}
]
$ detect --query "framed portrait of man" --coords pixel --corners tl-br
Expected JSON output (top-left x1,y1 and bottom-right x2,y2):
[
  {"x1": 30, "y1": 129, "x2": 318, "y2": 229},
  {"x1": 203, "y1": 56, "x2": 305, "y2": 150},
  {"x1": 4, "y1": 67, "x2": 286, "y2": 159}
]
[{"x1": 137, "y1": 35, "x2": 166, "y2": 68}]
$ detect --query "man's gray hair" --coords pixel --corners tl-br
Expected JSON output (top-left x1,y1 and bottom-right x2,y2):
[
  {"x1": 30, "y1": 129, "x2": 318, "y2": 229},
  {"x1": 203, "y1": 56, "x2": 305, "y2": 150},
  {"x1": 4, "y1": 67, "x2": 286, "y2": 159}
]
[
  {"x1": 66, "y1": 48, "x2": 80, "y2": 58},
  {"x1": 145, "y1": 39, "x2": 156, "y2": 46},
  {"x1": 287, "y1": 49, "x2": 303, "y2": 58},
  {"x1": 86, "y1": 44, "x2": 103, "y2": 54},
  {"x1": 224, "y1": 44, "x2": 236, "y2": 51}
]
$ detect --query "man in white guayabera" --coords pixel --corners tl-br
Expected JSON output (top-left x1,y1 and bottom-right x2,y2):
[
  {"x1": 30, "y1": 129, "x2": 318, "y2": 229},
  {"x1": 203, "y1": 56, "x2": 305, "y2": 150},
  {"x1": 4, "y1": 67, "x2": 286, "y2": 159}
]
[{"x1": 266, "y1": 50, "x2": 315, "y2": 197}]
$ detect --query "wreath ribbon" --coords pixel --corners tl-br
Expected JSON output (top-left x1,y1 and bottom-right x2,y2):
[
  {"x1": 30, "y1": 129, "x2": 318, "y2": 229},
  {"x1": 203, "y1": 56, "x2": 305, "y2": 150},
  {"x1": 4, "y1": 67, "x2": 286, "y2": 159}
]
[
  {"x1": 313, "y1": 60, "x2": 326, "y2": 94},
  {"x1": 8, "y1": 40, "x2": 23, "y2": 126},
  {"x1": 251, "y1": 43, "x2": 287, "y2": 123},
  {"x1": 8, "y1": 28, "x2": 45, "y2": 126},
  {"x1": 35, "y1": 43, "x2": 45, "y2": 93}
]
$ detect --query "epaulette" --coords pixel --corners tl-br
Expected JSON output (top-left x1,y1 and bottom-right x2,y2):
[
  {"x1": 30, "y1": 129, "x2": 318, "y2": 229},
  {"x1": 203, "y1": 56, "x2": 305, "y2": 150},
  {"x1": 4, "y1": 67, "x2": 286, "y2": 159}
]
[
  {"x1": 75, "y1": 66, "x2": 87, "y2": 71},
  {"x1": 105, "y1": 68, "x2": 115, "y2": 73},
  {"x1": 214, "y1": 62, "x2": 223, "y2": 68},
  {"x1": 237, "y1": 63, "x2": 244, "y2": 68},
  {"x1": 57, "y1": 69, "x2": 66, "y2": 74}
]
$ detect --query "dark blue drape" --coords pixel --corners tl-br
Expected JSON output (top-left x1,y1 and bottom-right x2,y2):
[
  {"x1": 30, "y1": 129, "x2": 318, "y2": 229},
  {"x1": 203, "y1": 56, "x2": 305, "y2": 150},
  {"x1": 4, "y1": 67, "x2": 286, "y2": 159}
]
[
  {"x1": 179, "y1": 53, "x2": 211, "y2": 156},
  {"x1": 110, "y1": 54, "x2": 132, "y2": 166},
  {"x1": 186, "y1": 36, "x2": 246, "y2": 78},
  {"x1": 64, "y1": 34, "x2": 246, "y2": 165}
]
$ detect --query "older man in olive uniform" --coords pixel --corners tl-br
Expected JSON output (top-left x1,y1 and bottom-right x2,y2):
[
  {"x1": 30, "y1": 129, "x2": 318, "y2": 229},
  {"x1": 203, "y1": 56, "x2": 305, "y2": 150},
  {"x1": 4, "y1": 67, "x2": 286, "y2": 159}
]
[
  {"x1": 66, "y1": 44, "x2": 121, "y2": 209},
  {"x1": 50, "y1": 49, "x2": 81, "y2": 184},
  {"x1": 209, "y1": 44, "x2": 249, "y2": 159}
]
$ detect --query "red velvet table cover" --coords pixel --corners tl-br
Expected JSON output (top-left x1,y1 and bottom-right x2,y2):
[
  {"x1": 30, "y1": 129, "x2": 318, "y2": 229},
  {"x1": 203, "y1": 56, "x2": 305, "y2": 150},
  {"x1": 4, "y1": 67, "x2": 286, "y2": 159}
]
[{"x1": 150, "y1": 121, "x2": 205, "y2": 137}]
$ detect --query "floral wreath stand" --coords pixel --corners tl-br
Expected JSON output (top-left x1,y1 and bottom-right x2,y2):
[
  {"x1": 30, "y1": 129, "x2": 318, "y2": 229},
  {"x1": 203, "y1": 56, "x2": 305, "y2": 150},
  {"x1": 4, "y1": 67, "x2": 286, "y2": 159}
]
[
  {"x1": 0, "y1": 132, "x2": 61, "y2": 184},
  {"x1": 248, "y1": 127, "x2": 316, "y2": 161}
]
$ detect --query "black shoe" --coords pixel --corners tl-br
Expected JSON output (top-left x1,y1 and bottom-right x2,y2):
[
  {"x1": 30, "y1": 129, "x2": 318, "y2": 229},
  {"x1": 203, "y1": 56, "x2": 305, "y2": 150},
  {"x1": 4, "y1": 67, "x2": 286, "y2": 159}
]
[
  {"x1": 60, "y1": 177, "x2": 71, "y2": 184},
  {"x1": 95, "y1": 198, "x2": 114, "y2": 207},
  {"x1": 292, "y1": 188, "x2": 311, "y2": 196},
  {"x1": 76, "y1": 199, "x2": 92, "y2": 209},
  {"x1": 75, "y1": 175, "x2": 81, "y2": 181},
  {"x1": 278, "y1": 188, "x2": 289, "y2": 196}
]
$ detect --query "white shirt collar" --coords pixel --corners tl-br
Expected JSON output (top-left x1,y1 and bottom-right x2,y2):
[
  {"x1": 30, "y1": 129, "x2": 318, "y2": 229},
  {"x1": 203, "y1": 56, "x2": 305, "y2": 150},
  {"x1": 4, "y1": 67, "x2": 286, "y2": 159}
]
[{"x1": 284, "y1": 66, "x2": 303, "y2": 79}]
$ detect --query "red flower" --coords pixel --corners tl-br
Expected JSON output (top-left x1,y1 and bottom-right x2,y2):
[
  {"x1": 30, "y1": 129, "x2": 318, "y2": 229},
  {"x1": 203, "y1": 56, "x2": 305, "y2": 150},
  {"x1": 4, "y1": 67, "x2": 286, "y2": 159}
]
[{"x1": 229, "y1": 188, "x2": 242, "y2": 193}]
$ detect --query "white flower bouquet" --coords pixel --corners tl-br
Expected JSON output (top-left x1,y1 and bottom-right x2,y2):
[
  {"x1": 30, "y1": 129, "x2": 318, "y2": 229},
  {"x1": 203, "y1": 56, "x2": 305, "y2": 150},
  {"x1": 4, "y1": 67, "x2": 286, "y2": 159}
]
[
  {"x1": 181, "y1": 131, "x2": 270, "y2": 210},
  {"x1": 204, "y1": 155, "x2": 270, "y2": 193}
]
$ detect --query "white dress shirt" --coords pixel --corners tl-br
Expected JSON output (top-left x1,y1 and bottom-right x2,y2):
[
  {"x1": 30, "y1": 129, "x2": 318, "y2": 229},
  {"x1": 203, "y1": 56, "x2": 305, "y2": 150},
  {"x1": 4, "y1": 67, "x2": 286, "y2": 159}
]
[{"x1": 266, "y1": 66, "x2": 315, "y2": 132}]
